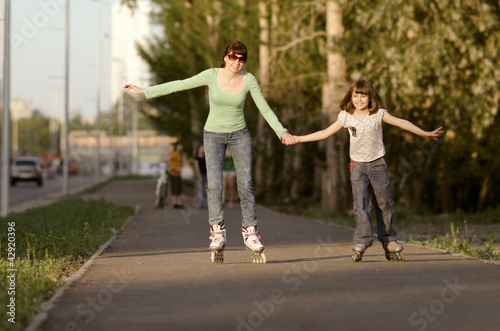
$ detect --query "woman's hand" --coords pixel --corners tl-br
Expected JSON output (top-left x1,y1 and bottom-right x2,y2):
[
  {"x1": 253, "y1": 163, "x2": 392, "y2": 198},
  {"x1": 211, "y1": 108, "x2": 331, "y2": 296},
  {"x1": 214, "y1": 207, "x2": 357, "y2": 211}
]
[
  {"x1": 124, "y1": 84, "x2": 144, "y2": 96},
  {"x1": 281, "y1": 132, "x2": 296, "y2": 145}
]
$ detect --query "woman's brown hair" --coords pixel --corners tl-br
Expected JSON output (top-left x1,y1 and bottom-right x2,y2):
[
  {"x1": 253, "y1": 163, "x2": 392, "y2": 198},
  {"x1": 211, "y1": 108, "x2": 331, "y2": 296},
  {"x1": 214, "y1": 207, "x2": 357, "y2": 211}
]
[
  {"x1": 339, "y1": 80, "x2": 386, "y2": 115},
  {"x1": 220, "y1": 41, "x2": 247, "y2": 68}
]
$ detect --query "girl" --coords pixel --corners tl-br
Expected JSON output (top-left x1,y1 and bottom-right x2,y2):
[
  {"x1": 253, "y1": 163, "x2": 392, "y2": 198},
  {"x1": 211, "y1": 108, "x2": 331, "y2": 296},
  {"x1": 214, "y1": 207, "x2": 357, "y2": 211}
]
[
  {"x1": 291, "y1": 80, "x2": 443, "y2": 262},
  {"x1": 125, "y1": 41, "x2": 295, "y2": 264}
]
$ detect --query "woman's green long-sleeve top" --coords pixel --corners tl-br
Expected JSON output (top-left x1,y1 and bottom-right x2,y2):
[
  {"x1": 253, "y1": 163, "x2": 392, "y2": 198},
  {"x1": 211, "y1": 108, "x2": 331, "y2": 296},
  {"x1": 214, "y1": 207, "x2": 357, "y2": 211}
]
[{"x1": 144, "y1": 68, "x2": 288, "y2": 139}]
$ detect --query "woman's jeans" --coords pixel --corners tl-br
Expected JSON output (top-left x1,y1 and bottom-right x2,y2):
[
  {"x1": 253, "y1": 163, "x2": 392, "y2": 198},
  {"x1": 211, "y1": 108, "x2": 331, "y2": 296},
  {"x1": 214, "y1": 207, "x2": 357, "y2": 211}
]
[
  {"x1": 204, "y1": 128, "x2": 257, "y2": 228},
  {"x1": 350, "y1": 157, "x2": 397, "y2": 247}
]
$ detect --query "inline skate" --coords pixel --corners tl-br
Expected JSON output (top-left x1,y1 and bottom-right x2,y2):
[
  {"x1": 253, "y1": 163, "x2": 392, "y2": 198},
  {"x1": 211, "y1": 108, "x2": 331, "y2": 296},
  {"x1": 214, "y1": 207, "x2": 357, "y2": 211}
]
[
  {"x1": 242, "y1": 226, "x2": 266, "y2": 264},
  {"x1": 382, "y1": 241, "x2": 405, "y2": 262},
  {"x1": 352, "y1": 243, "x2": 367, "y2": 262},
  {"x1": 209, "y1": 223, "x2": 226, "y2": 264}
]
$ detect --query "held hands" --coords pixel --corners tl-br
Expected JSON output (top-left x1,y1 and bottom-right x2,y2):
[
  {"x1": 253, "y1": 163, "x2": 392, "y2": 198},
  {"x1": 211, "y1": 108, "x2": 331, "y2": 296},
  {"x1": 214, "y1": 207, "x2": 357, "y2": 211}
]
[
  {"x1": 123, "y1": 83, "x2": 144, "y2": 96},
  {"x1": 423, "y1": 126, "x2": 444, "y2": 140},
  {"x1": 281, "y1": 132, "x2": 296, "y2": 145}
]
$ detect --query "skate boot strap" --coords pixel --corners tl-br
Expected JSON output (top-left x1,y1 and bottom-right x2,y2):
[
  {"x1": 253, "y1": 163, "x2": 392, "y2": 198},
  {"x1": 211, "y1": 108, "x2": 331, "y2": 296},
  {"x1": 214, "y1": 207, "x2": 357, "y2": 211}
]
[
  {"x1": 209, "y1": 230, "x2": 226, "y2": 239},
  {"x1": 209, "y1": 235, "x2": 226, "y2": 242},
  {"x1": 243, "y1": 232, "x2": 261, "y2": 240}
]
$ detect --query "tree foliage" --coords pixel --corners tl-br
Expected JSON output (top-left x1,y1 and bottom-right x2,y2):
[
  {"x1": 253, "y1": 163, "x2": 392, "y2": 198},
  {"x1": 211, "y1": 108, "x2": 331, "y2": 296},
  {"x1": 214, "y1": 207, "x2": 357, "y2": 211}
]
[
  {"x1": 342, "y1": 0, "x2": 500, "y2": 212},
  {"x1": 126, "y1": 0, "x2": 500, "y2": 213},
  {"x1": 17, "y1": 110, "x2": 52, "y2": 156}
]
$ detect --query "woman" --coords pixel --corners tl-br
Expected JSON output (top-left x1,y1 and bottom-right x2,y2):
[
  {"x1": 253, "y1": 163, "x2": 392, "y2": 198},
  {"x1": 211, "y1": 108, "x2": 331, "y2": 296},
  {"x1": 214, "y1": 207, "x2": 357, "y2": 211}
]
[{"x1": 125, "y1": 41, "x2": 295, "y2": 264}]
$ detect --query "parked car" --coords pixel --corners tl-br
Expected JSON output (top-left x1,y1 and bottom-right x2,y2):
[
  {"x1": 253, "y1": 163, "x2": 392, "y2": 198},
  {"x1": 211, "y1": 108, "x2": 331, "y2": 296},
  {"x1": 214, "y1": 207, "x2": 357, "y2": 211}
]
[{"x1": 10, "y1": 157, "x2": 44, "y2": 186}]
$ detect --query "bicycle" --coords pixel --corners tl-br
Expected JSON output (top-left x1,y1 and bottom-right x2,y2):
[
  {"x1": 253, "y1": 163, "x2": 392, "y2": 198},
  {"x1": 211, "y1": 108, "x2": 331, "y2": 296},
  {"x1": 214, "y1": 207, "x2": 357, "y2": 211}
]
[{"x1": 153, "y1": 164, "x2": 169, "y2": 209}]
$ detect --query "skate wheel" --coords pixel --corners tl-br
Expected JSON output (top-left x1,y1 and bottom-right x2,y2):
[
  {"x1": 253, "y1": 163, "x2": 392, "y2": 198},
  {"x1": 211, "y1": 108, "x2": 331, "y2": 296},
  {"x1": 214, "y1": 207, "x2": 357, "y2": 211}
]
[
  {"x1": 386, "y1": 252, "x2": 405, "y2": 262},
  {"x1": 394, "y1": 252, "x2": 405, "y2": 262},
  {"x1": 211, "y1": 251, "x2": 224, "y2": 264},
  {"x1": 352, "y1": 252, "x2": 363, "y2": 262},
  {"x1": 251, "y1": 251, "x2": 266, "y2": 264}
]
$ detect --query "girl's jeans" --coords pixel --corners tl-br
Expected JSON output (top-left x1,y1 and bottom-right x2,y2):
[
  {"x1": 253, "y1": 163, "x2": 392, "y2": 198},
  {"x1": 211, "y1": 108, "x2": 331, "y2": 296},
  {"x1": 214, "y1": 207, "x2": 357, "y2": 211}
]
[
  {"x1": 204, "y1": 128, "x2": 257, "y2": 228},
  {"x1": 350, "y1": 157, "x2": 397, "y2": 247}
]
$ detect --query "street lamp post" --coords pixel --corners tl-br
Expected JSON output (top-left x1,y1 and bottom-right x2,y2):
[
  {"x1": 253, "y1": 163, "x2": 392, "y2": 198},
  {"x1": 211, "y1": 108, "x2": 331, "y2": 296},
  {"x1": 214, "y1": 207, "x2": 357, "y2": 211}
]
[
  {"x1": 62, "y1": 0, "x2": 70, "y2": 195},
  {"x1": 95, "y1": 0, "x2": 102, "y2": 182},
  {"x1": 1, "y1": 0, "x2": 11, "y2": 217}
]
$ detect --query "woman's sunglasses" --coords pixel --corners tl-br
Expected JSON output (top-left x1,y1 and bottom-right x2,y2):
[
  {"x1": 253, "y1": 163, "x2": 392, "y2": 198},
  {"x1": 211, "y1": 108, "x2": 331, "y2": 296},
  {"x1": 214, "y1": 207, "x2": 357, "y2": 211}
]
[{"x1": 227, "y1": 53, "x2": 247, "y2": 63}]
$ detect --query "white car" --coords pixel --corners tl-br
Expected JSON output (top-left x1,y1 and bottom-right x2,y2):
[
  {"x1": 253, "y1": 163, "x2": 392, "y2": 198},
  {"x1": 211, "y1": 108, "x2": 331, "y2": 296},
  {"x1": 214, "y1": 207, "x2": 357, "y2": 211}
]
[{"x1": 10, "y1": 157, "x2": 44, "y2": 186}]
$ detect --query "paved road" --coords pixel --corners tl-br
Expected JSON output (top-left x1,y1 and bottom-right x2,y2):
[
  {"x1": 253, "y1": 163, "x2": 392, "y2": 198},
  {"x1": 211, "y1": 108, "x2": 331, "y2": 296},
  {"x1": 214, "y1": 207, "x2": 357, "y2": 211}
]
[
  {"x1": 6, "y1": 174, "x2": 96, "y2": 213},
  {"x1": 32, "y1": 179, "x2": 500, "y2": 331}
]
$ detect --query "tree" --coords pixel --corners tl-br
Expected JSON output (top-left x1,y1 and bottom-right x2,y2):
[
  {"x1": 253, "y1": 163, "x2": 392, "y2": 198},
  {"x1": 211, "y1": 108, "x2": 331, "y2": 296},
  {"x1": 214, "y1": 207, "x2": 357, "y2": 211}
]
[
  {"x1": 17, "y1": 110, "x2": 51, "y2": 156},
  {"x1": 321, "y1": 0, "x2": 348, "y2": 212},
  {"x1": 342, "y1": 0, "x2": 500, "y2": 212},
  {"x1": 125, "y1": 0, "x2": 500, "y2": 212}
]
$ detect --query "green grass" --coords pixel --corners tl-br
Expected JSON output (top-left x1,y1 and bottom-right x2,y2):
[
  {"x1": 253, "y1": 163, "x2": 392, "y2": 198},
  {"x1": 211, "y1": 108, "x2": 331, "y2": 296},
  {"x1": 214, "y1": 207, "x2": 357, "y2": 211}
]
[
  {"x1": 77, "y1": 174, "x2": 152, "y2": 195},
  {"x1": 0, "y1": 198, "x2": 135, "y2": 331},
  {"x1": 408, "y1": 222, "x2": 500, "y2": 261}
]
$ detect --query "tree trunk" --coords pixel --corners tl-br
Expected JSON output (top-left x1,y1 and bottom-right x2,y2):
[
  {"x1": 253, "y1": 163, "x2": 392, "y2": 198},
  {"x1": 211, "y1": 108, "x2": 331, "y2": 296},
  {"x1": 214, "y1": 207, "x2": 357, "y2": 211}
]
[
  {"x1": 255, "y1": 1, "x2": 271, "y2": 194},
  {"x1": 321, "y1": 0, "x2": 347, "y2": 212},
  {"x1": 184, "y1": 1, "x2": 202, "y2": 145}
]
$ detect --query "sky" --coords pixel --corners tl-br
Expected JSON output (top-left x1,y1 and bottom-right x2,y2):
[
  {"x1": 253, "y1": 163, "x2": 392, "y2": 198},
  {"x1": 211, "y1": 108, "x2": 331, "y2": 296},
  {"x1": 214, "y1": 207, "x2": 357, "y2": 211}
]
[{"x1": 9, "y1": 0, "x2": 117, "y2": 121}]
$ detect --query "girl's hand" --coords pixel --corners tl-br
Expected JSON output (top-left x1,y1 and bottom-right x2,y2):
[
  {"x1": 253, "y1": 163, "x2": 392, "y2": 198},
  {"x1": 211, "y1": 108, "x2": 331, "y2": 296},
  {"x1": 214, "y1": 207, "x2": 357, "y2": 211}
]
[
  {"x1": 281, "y1": 132, "x2": 296, "y2": 145},
  {"x1": 292, "y1": 135, "x2": 301, "y2": 143},
  {"x1": 124, "y1": 83, "x2": 144, "y2": 95},
  {"x1": 424, "y1": 126, "x2": 444, "y2": 140}
]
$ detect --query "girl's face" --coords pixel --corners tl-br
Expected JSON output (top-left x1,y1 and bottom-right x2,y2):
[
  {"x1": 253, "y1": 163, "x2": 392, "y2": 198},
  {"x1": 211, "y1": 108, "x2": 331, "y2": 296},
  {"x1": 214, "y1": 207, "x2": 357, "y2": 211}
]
[{"x1": 352, "y1": 91, "x2": 370, "y2": 111}]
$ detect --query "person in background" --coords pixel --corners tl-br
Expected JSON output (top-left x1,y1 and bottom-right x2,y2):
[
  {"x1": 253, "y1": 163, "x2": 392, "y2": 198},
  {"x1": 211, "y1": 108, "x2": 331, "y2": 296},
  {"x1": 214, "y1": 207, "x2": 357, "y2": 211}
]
[
  {"x1": 151, "y1": 141, "x2": 185, "y2": 209},
  {"x1": 194, "y1": 144, "x2": 208, "y2": 208}
]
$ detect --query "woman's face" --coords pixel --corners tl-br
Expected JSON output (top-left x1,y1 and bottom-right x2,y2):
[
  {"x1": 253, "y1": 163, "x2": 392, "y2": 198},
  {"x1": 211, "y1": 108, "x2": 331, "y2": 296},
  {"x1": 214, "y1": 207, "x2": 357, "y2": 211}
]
[{"x1": 225, "y1": 53, "x2": 246, "y2": 73}]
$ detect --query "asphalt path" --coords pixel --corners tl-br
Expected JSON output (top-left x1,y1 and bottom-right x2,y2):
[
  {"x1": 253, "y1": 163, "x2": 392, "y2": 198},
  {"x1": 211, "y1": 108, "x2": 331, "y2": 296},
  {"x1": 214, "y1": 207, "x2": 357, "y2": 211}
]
[{"x1": 29, "y1": 179, "x2": 500, "y2": 331}]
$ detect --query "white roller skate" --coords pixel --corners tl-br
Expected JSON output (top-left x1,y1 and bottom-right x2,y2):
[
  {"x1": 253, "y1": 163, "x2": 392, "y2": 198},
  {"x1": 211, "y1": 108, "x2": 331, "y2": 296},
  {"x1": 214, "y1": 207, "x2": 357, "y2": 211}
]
[
  {"x1": 382, "y1": 241, "x2": 405, "y2": 262},
  {"x1": 352, "y1": 243, "x2": 367, "y2": 262},
  {"x1": 209, "y1": 223, "x2": 226, "y2": 264},
  {"x1": 242, "y1": 226, "x2": 266, "y2": 264}
]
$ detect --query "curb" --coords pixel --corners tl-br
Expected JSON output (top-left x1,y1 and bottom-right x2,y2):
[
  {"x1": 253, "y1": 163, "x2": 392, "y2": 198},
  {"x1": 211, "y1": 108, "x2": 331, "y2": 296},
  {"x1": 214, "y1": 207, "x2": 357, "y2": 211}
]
[{"x1": 23, "y1": 205, "x2": 141, "y2": 331}]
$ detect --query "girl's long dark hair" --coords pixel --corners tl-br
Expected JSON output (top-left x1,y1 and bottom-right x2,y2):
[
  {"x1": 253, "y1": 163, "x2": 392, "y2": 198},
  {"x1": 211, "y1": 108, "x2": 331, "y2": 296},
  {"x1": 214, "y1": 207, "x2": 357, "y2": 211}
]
[{"x1": 340, "y1": 80, "x2": 386, "y2": 115}]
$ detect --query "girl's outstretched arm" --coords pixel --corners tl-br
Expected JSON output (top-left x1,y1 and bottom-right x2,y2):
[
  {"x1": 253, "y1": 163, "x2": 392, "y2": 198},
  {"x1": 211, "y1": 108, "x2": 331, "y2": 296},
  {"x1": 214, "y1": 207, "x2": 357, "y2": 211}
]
[
  {"x1": 293, "y1": 121, "x2": 343, "y2": 143},
  {"x1": 383, "y1": 113, "x2": 443, "y2": 140}
]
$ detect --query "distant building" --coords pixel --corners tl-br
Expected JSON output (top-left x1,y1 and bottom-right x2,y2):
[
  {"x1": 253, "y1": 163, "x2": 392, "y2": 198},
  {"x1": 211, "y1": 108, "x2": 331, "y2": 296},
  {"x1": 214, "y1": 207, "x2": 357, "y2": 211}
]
[
  {"x1": 110, "y1": 0, "x2": 155, "y2": 107},
  {"x1": 68, "y1": 130, "x2": 178, "y2": 176}
]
